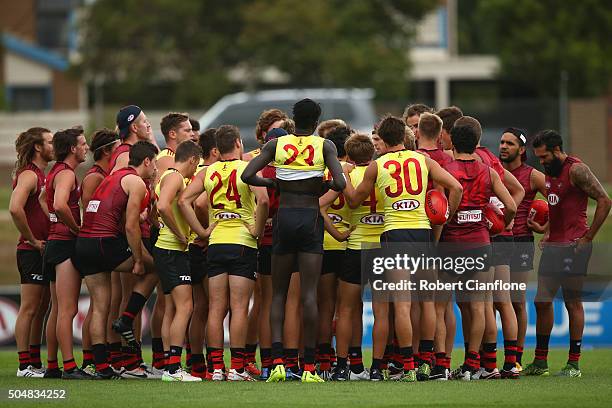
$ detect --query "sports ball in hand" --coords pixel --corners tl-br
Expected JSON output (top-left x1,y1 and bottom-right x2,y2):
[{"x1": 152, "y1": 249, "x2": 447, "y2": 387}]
[
  {"x1": 484, "y1": 202, "x2": 505, "y2": 235},
  {"x1": 529, "y1": 199, "x2": 549, "y2": 225},
  {"x1": 425, "y1": 190, "x2": 449, "y2": 225}
]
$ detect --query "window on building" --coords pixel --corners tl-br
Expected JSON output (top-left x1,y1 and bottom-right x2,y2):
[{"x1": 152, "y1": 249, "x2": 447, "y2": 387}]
[{"x1": 9, "y1": 87, "x2": 50, "y2": 111}]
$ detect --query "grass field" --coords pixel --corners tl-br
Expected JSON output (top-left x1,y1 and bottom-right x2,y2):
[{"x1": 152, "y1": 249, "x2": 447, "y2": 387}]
[{"x1": 0, "y1": 349, "x2": 611, "y2": 407}]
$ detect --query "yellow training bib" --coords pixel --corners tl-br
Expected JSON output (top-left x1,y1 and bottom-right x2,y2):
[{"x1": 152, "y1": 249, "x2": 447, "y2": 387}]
[
  {"x1": 273, "y1": 135, "x2": 325, "y2": 172},
  {"x1": 375, "y1": 150, "x2": 430, "y2": 232},
  {"x1": 155, "y1": 169, "x2": 190, "y2": 252},
  {"x1": 204, "y1": 160, "x2": 256, "y2": 248},
  {"x1": 347, "y1": 165, "x2": 385, "y2": 249},
  {"x1": 323, "y1": 163, "x2": 350, "y2": 251}
]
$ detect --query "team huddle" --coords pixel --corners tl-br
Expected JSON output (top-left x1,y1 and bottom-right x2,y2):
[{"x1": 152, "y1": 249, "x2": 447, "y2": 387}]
[{"x1": 9, "y1": 99, "x2": 611, "y2": 383}]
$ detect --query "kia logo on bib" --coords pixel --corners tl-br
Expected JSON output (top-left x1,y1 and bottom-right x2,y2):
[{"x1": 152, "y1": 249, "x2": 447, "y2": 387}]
[
  {"x1": 361, "y1": 214, "x2": 384, "y2": 225},
  {"x1": 392, "y1": 199, "x2": 420, "y2": 211},
  {"x1": 329, "y1": 214, "x2": 343, "y2": 223},
  {"x1": 548, "y1": 193, "x2": 560, "y2": 206},
  {"x1": 216, "y1": 212, "x2": 241, "y2": 219}
]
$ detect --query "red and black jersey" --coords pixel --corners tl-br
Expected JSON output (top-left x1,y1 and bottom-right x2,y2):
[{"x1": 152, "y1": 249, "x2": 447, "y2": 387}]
[
  {"x1": 79, "y1": 167, "x2": 138, "y2": 238},
  {"x1": 418, "y1": 147, "x2": 453, "y2": 191},
  {"x1": 45, "y1": 162, "x2": 81, "y2": 240},
  {"x1": 546, "y1": 156, "x2": 588, "y2": 243},
  {"x1": 510, "y1": 163, "x2": 536, "y2": 237},
  {"x1": 475, "y1": 146, "x2": 512, "y2": 237},
  {"x1": 260, "y1": 165, "x2": 279, "y2": 247},
  {"x1": 13, "y1": 163, "x2": 50, "y2": 250},
  {"x1": 441, "y1": 159, "x2": 492, "y2": 244},
  {"x1": 109, "y1": 143, "x2": 131, "y2": 173},
  {"x1": 85, "y1": 164, "x2": 108, "y2": 178}
]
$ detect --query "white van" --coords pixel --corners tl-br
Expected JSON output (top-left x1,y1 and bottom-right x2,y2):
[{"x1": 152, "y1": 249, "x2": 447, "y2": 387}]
[{"x1": 198, "y1": 88, "x2": 376, "y2": 152}]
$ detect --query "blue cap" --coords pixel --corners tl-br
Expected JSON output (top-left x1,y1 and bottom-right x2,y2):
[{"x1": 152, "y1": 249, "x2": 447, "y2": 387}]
[
  {"x1": 265, "y1": 127, "x2": 288, "y2": 143},
  {"x1": 116, "y1": 105, "x2": 142, "y2": 138}
]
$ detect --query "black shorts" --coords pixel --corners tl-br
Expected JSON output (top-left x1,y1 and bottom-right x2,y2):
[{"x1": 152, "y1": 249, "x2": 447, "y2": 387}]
[
  {"x1": 491, "y1": 235, "x2": 514, "y2": 267},
  {"x1": 73, "y1": 236, "x2": 132, "y2": 277},
  {"x1": 153, "y1": 247, "x2": 191, "y2": 294},
  {"x1": 43, "y1": 239, "x2": 76, "y2": 282},
  {"x1": 273, "y1": 208, "x2": 323, "y2": 255},
  {"x1": 208, "y1": 244, "x2": 257, "y2": 280},
  {"x1": 342, "y1": 249, "x2": 377, "y2": 285},
  {"x1": 539, "y1": 243, "x2": 592, "y2": 277},
  {"x1": 380, "y1": 229, "x2": 432, "y2": 245},
  {"x1": 150, "y1": 225, "x2": 160, "y2": 247},
  {"x1": 17, "y1": 249, "x2": 47, "y2": 285},
  {"x1": 511, "y1": 236, "x2": 535, "y2": 272},
  {"x1": 189, "y1": 244, "x2": 207, "y2": 285},
  {"x1": 322, "y1": 250, "x2": 344, "y2": 275}
]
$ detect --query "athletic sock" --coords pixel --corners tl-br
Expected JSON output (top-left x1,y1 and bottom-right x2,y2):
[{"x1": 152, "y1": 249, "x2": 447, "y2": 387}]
[
  {"x1": 382, "y1": 344, "x2": 393, "y2": 370},
  {"x1": 503, "y1": 340, "x2": 517, "y2": 370},
  {"x1": 317, "y1": 343, "x2": 332, "y2": 371},
  {"x1": 303, "y1": 347, "x2": 316, "y2": 374},
  {"x1": 92, "y1": 343, "x2": 110, "y2": 372},
  {"x1": 434, "y1": 352, "x2": 446, "y2": 369},
  {"x1": 47, "y1": 359, "x2": 59, "y2": 370},
  {"x1": 230, "y1": 348, "x2": 245, "y2": 373},
  {"x1": 464, "y1": 351, "x2": 480, "y2": 373},
  {"x1": 29, "y1": 344, "x2": 42, "y2": 369},
  {"x1": 330, "y1": 346, "x2": 337, "y2": 366},
  {"x1": 285, "y1": 348, "x2": 299, "y2": 371},
  {"x1": 82, "y1": 349, "x2": 94, "y2": 368},
  {"x1": 245, "y1": 343, "x2": 257, "y2": 365},
  {"x1": 18, "y1": 350, "x2": 30, "y2": 370},
  {"x1": 349, "y1": 347, "x2": 365, "y2": 373},
  {"x1": 336, "y1": 356, "x2": 348, "y2": 370},
  {"x1": 108, "y1": 342, "x2": 122, "y2": 370},
  {"x1": 535, "y1": 334, "x2": 550, "y2": 364},
  {"x1": 208, "y1": 347, "x2": 224, "y2": 371},
  {"x1": 464, "y1": 341, "x2": 469, "y2": 357},
  {"x1": 63, "y1": 358, "x2": 77, "y2": 372},
  {"x1": 166, "y1": 346, "x2": 182, "y2": 374},
  {"x1": 191, "y1": 353, "x2": 206, "y2": 374},
  {"x1": 119, "y1": 292, "x2": 147, "y2": 326},
  {"x1": 371, "y1": 358, "x2": 382, "y2": 370},
  {"x1": 123, "y1": 346, "x2": 140, "y2": 370},
  {"x1": 568, "y1": 339, "x2": 581, "y2": 369},
  {"x1": 260, "y1": 348, "x2": 272, "y2": 369},
  {"x1": 185, "y1": 342, "x2": 192, "y2": 367},
  {"x1": 151, "y1": 337, "x2": 165, "y2": 369},
  {"x1": 516, "y1": 346, "x2": 524, "y2": 365},
  {"x1": 271, "y1": 342, "x2": 284, "y2": 365},
  {"x1": 400, "y1": 346, "x2": 414, "y2": 372},
  {"x1": 482, "y1": 342, "x2": 497, "y2": 370},
  {"x1": 419, "y1": 340, "x2": 434, "y2": 366}
]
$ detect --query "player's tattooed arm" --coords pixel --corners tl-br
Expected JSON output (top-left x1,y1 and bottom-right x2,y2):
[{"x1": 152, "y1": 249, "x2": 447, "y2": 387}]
[
  {"x1": 323, "y1": 139, "x2": 346, "y2": 192},
  {"x1": 570, "y1": 162, "x2": 612, "y2": 241},
  {"x1": 241, "y1": 140, "x2": 277, "y2": 188}
]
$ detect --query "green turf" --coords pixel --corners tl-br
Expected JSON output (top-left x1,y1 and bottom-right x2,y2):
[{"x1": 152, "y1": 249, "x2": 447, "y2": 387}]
[{"x1": 0, "y1": 349, "x2": 611, "y2": 407}]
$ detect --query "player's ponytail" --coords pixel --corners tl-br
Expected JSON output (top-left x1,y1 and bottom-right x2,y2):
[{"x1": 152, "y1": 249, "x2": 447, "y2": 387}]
[{"x1": 14, "y1": 127, "x2": 50, "y2": 177}]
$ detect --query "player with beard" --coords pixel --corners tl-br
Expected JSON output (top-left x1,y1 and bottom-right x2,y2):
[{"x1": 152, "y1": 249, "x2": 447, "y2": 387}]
[
  {"x1": 343, "y1": 115, "x2": 463, "y2": 382},
  {"x1": 241, "y1": 99, "x2": 346, "y2": 383},
  {"x1": 525, "y1": 130, "x2": 610, "y2": 377},
  {"x1": 402, "y1": 103, "x2": 433, "y2": 144},
  {"x1": 44, "y1": 127, "x2": 89, "y2": 379},
  {"x1": 499, "y1": 128, "x2": 546, "y2": 372},
  {"x1": 79, "y1": 129, "x2": 119, "y2": 375},
  {"x1": 10, "y1": 127, "x2": 54, "y2": 378}
]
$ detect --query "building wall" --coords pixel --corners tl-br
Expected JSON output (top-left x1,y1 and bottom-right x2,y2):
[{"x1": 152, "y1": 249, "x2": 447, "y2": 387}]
[
  {"x1": 0, "y1": 0, "x2": 36, "y2": 42},
  {"x1": 4, "y1": 52, "x2": 51, "y2": 85},
  {"x1": 568, "y1": 98, "x2": 608, "y2": 182},
  {"x1": 52, "y1": 70, "x2": 81, "y2": 110}
]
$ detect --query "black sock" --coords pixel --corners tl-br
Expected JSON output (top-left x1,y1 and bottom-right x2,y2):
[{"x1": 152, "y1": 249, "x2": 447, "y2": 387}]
[
  {"x1": 348, "y1": 347, "x2": 364, "y2": 373},
  {"x1": 337, "y1": 356, "x2": 348, "y2": 369},
  {"x1": 18, "y1": 351, "x2": 29, "y2": 370},
  {"x1": 260, "y1": 348, "x2": 272, "y2": 369},
  {"x1": 120, "y1": 292, "x2": 147, "y2": 325},
  {"x1": 536, "y1": 334, "x2": 550, "y2": 350},
  {"x1": 167, "y1": 346, "x2": 182, "y2": 374},
  {"x1": 371, "y1": 358, "x2": 382, "y2": 370},
  {"x1": 304, "y1": 347, "x2": 316, "y2": 365},
  {"x1": 272, "y1": 342, "x2": 284, "y2": 363}
]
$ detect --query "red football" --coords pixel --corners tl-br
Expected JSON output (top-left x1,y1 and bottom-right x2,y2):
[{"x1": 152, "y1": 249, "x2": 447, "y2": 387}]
[
  {"x1": 140, "y1": 189, "x2": 151, "y2": 213},
  {"x1": 484, "y1": 202, "x2": 505, "y2": 235},
  {"x1": 529, "y1": 199, "x2": 549, "y2": 225},
  {"x1": 425, "y1": 190, "x2": 449, "y2": 225}
]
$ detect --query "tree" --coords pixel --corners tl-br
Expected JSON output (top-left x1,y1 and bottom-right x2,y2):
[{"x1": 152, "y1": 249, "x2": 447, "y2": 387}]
[
  {"x1": 238, "y1": 0, "x2": 434, "y2": 99},
  {"x1": 77, "y1": 0, "x2": 436, "y2": 105},
  {"x1": 468, "y1": 0, "x2": 612, "y2": 97}
]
